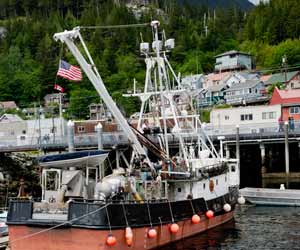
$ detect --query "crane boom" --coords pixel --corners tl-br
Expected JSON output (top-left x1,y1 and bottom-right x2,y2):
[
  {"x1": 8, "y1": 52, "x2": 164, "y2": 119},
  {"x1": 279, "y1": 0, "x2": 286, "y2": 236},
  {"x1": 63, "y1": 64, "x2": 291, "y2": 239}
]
[{"x1": 53, "y1": 28, "x2": 153, "y2": 169}]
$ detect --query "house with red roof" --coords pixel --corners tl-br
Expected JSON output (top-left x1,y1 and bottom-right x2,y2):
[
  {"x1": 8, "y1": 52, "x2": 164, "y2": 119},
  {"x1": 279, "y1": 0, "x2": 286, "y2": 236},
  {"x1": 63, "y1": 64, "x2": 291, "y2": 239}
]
[{"x1": 270, "y1": 87, "x2": 300, "y2": 121}]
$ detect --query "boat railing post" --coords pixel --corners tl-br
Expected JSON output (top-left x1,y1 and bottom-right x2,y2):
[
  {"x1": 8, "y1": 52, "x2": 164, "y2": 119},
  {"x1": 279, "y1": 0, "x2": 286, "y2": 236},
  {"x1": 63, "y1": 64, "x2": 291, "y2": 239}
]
[
  {"x1": 224, "y1": 143, "x2": 230, "y2": 159},
  {"x1": 67, "y1": 120, "x2": 75, "y2": 152},
  {"x1": 217, "y1": 136, "x2": 225, "y2": 159}
]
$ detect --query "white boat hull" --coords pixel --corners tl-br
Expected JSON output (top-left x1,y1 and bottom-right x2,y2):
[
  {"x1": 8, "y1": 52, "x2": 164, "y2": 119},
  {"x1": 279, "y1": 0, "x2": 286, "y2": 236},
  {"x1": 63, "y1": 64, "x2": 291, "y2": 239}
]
[{"x1": 239, "y1": 187, "x2": 300, "y2": 206}]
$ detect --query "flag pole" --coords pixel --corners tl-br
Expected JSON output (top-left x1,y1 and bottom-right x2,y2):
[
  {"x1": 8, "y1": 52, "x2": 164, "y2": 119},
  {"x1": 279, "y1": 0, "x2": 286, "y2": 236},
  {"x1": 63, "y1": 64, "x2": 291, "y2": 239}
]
[{"x1": 59, "y1": 92, "x2": 64, "y2": 138}]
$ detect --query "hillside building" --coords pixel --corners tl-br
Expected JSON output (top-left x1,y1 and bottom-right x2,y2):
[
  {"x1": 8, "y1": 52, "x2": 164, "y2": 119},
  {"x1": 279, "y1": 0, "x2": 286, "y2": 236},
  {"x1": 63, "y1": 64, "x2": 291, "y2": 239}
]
[{"x1": 214, "y1": 50, "x2": 253, "y2": 72}]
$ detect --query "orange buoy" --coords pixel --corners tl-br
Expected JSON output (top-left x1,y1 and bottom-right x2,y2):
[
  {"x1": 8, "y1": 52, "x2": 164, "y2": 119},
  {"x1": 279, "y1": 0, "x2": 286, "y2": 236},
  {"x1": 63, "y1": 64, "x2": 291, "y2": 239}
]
[
  {"x1": 106, "y1": 235, "x2": 117, "y2": 246},
  {"x1": 205, "y1": 210, "x2": 214, "y2": 219},
  {"x1": 191, "y1": 214, "x2": 201, "y2": 224},
  {"x1": 148, "y1": 228, "x2": 157, "y2": 238},
  {"x1": 125, "y1": 227, "x2": 133, "y2": 246},
  {"x1": 169, "y1": 223, "x2": 180, "y2": 234}
]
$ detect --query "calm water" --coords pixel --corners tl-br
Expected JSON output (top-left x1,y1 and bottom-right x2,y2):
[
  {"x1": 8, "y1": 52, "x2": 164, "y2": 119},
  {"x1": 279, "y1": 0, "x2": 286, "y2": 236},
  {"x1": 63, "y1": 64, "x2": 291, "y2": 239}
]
[{"x1": 157, "y1": 205, "x2": 300, "y2": 250}]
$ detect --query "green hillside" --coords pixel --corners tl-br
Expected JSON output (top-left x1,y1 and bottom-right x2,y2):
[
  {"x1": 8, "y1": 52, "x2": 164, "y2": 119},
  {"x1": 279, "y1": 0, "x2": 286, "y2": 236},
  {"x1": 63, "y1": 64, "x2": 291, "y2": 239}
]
[{"x1": 0, "y1": 0, "x2": 300, "y2": 117}]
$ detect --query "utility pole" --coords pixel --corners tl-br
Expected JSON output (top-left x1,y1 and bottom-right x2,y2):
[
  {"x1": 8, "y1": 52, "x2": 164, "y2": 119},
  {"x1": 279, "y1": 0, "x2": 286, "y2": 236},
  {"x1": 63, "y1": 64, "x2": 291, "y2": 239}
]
[
  {"x1": 282, "y1": 55, "x2": 288, "y2": 84},
  {"x1": 204, "y1": 13, "x2": 208, "y2": 37}
]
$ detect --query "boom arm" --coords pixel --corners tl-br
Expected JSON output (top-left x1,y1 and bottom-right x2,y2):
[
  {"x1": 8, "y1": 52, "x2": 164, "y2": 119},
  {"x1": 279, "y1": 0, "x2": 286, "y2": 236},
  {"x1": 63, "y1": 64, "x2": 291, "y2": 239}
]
[{"x1": 53, "y1": 28, "x2": 154, "y2": 171}]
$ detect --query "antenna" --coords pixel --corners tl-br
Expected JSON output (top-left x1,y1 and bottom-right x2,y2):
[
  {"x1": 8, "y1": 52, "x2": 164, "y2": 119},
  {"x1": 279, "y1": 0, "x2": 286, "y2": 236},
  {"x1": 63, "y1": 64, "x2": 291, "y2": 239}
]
[{"x1": 140, "y1": 32, "x2": 144, "y2": 43}]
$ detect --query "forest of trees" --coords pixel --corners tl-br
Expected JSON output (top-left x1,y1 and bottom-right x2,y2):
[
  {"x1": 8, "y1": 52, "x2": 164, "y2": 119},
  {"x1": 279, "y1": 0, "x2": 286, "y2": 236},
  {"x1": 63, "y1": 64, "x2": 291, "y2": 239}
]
[{"x1": 0, "y1": 0, "x2": 300, "y2": 118}]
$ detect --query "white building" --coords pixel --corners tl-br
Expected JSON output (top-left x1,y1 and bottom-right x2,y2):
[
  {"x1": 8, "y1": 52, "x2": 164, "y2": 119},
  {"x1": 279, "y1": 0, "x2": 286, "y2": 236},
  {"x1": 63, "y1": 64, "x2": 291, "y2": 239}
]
[
  {"x1": 210, "y1": 105, "x2": 281, "y2": 134},
  {"x1": 181, "y1": 74, "x2": 204, "y2": 90},
  {"x1": 225, "y1": 72, "x2": 259, "y2": 87}
]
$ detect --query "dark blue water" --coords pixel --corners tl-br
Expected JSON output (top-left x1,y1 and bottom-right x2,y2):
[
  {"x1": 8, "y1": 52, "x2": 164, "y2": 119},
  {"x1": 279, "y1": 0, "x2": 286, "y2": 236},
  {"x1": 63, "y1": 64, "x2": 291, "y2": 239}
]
[{"x1": 157, "y1": 205, "x2": 300, "y2": 250}]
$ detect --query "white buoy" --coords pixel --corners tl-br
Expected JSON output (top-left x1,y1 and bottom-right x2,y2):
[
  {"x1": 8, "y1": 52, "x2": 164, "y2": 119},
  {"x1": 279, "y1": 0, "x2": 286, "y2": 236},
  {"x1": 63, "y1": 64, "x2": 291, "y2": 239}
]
[
  {"x1": 223, "y1": 203, "x2": 231, "y2": 212},
  {"x1": 280, "y1": 184, "x2": 285, "y2": 190},
  {"x1": 237, "y1": 196, "x2": 246, "y2": 205}
]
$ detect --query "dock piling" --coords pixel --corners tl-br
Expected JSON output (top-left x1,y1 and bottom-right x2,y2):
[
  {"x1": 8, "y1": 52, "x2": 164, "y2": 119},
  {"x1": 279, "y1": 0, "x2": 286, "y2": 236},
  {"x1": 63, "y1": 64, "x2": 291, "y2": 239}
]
[
  {"x1": 67, "y1": 120, "x2": 75, "y2": 152},
  {"x1": 96, "y1": 122, "x2": 103, "y2": 150},
  {"x1": 260, "y1": 143, "x2": 266, "y2": 174},
  {"x1": 236, "y1": 125, "x2": 240, "y2": 167},
  {"x1": 284, "y1": 121, "x2": 289, "y2": 176}
]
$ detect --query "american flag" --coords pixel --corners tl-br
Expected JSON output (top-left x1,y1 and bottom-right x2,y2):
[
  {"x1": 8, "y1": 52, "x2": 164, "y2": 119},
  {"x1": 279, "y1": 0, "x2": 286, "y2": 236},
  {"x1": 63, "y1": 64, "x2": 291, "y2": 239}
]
[
  {"x1": 57, "y1": 60, "x2": 82, "y2": 81},
  {"x1": 54, "y1": 84, "x2": 64, "y2": 93}
]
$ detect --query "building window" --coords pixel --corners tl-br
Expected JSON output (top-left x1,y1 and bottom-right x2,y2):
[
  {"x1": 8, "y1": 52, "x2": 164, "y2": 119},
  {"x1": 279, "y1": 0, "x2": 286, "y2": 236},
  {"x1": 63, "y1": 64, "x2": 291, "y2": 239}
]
[
  {"x1": 269, "y1": 112, "x2": 276, "y2": 119},
  {"x1": 249, "y1": 88, "x2": 252, "y2": 93},
  {"x1": 51, "y1": 127, "x2": 57, "y2": 133},
  {"x1": 241, "y1": 114, "x2": 253, "y2": 121},
  {"x1": 290, "y1": 107, "x2": 300, "y2": 114},
  {"x1": 78, "y1": 126, "x2": 85, "y2": 133},
  {"x1": 262, "y1": 112, "x2": 276, "y2": 120},
  {"x1": 203, "y1": 183, "x2": 206, "y2": 190},
  {"x1": 216, "y1": 179, "x2": 218, "y2": 185},
  {"x1": 177, "y1": 188, "x2": 182, "y2": 193},
  {"x1": 225, "y1": 115, "x2": 229, "y2": 120}
]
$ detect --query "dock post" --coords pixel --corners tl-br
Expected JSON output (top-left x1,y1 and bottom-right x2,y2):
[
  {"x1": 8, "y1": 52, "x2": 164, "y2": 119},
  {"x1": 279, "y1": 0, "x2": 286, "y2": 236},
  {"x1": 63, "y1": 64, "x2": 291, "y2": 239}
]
[
  {"x1": 259, "y1": 143, "x2": 266, "y2": 174},
  {"x1": 67, "y1": 120, "x2": 75, "y2": 152},
  {"x1": 96, "y1": 122, "x2": 104, "y2": 180},
  {"x1": 236, "y1": 125, "x2": 240, "y2": 167},
  {"x1": 298, "y1": 138, "x2": 300, "y2": 156},
  {"x1": 284, "y1": 121, "x2": 289, "y2": 186},
  {"x1": 96, "y1": 122, "x2": 103, "y2": 150}
]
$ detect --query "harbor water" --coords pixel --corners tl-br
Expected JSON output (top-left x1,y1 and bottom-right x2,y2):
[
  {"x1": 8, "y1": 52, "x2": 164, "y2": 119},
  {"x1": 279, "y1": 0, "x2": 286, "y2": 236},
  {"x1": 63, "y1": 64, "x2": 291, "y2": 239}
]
[{"x1": 157, "y1": 205, "x2": 300, "y2": 250}]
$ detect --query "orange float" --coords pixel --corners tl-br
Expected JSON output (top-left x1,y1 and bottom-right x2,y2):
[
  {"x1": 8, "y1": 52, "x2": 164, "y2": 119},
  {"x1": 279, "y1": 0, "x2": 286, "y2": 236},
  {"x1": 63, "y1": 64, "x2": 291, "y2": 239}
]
[
  {"x1": 191, "y1": 214, "x2": 201, "y2": 224},
  {"x1": 205, "y1": 210, "x2": 214, "y2": 219},
  {"x1": 147, "y1": 228, "x2": 157, "y2": 238},
  {"x1": 169, "y1": 223, "x2": 180, "y2": 234},
  {"x1": 106, "y1": 235, "x2": 117, "y2": 246}
]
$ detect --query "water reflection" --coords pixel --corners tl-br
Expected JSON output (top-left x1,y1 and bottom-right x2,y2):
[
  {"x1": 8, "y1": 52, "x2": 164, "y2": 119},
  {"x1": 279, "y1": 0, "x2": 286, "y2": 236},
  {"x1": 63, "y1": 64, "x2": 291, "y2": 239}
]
[{"x1": 155, "y1": 205, "x2": 300, "y2": 250}]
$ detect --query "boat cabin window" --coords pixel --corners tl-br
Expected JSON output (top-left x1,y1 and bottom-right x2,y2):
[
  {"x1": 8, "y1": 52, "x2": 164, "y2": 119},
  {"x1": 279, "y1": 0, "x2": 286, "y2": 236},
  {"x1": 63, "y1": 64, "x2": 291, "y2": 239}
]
[
  {"x1": 203, "y1": 183, "x2": 206, "y2": 190},
  {"x1": 216, "y1": 179, "x2": 218, "y2": 185},
  {"x1": 231, "y1": 165, "x2": 236, "y2": 172},
  {"x1": 45, "y1": 171, "x2": 60, "y2": 191},
  {"x1": 225, "y1": 176, "x2": 227, "y2": 182},
  {"x1": 177, "y1": 188, "x2": 182, "y2": 193},
  {"x1": 78, "y1": 126, "x2": 85, "y2": 133}
]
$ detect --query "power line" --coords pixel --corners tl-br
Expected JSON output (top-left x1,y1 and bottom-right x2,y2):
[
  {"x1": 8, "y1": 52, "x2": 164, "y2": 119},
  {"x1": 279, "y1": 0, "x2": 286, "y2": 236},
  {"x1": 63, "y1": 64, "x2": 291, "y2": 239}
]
[{"x1": 80, "y1": 23, "x2": 150, "y2": 30}]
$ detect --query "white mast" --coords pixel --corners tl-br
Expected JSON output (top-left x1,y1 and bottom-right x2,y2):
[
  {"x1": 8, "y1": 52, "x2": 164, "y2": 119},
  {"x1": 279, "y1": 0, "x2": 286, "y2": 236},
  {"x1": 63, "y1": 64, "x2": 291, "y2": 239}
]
[
  {"x1": 152, "y1": 21, "x2": 170, "y2": 157},
  {"x1": 53, "y1": 28, "x2": 155, "y2": 171}
]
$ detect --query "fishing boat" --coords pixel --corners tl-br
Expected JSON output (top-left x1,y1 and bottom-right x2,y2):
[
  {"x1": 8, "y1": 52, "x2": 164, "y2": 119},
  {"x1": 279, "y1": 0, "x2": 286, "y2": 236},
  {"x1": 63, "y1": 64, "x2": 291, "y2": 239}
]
[{"x1": 7, "y1": 21, "x2": 240, "y2": 250}]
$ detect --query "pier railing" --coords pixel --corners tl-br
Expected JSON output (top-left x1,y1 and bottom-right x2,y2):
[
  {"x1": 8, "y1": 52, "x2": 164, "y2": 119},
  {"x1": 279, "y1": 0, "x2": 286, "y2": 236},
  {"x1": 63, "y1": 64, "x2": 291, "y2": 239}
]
[
  {"x1": 1, "y1": 121, "x2": 300, "y2": 152},
  {"x1": 203, "y1": 120, "x2": 300, "y2": 136},
  {"x1": 0, "y1": 131, "x2": 128, "y2": 152}
]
